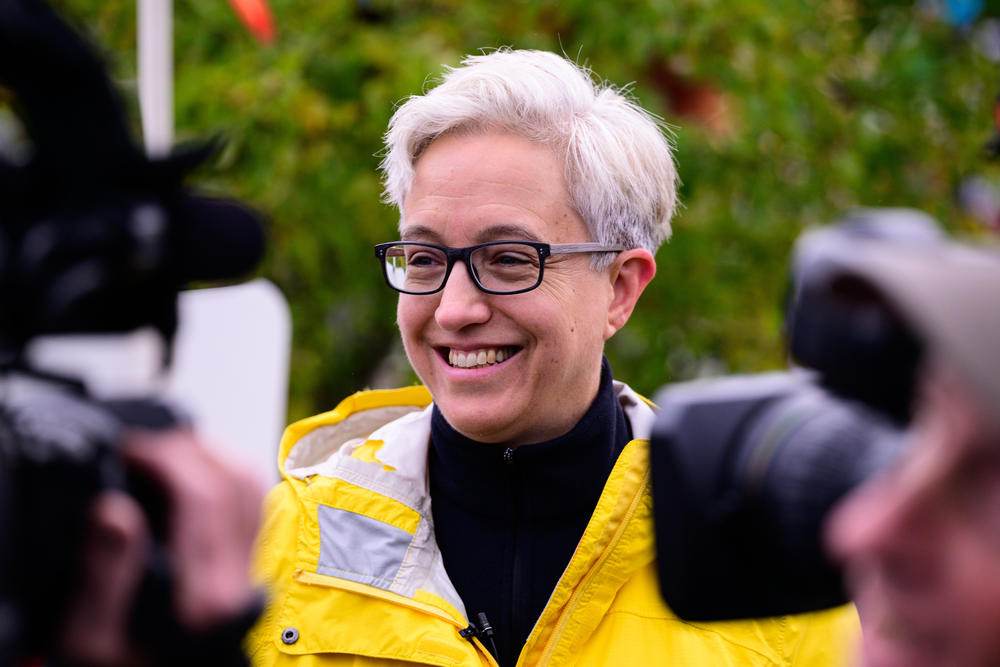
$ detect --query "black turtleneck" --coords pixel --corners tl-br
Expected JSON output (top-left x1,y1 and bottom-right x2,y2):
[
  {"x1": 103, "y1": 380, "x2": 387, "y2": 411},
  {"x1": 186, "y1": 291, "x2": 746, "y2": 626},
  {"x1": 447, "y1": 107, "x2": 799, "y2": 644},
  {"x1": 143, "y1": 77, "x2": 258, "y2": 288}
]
[{"x1": 428, "y1": 358, "x2": 631, "y2": 667}]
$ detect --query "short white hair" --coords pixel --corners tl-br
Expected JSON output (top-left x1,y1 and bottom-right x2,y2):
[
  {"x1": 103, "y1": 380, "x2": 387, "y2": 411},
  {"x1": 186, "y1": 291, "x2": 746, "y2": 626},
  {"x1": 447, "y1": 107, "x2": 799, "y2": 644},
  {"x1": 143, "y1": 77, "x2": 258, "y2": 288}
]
[{"x1": 380, "y1": 49, "x2": 678, "y2": 267}]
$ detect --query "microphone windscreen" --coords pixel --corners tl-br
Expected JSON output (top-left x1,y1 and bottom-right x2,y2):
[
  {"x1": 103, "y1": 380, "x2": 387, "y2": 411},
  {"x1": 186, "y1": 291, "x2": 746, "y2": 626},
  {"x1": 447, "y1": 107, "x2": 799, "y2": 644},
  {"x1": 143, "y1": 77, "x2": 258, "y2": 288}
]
[{"x1": 172, "y1": 195, "x2": 267, "y2": 283}]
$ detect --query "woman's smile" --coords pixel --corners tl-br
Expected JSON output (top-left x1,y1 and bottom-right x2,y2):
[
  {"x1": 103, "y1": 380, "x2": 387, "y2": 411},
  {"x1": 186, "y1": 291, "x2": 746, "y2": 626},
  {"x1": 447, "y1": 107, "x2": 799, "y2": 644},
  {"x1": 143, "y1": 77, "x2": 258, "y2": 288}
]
[{"x1": 444, "y1": 346, "x2": 520, "y2": 369}]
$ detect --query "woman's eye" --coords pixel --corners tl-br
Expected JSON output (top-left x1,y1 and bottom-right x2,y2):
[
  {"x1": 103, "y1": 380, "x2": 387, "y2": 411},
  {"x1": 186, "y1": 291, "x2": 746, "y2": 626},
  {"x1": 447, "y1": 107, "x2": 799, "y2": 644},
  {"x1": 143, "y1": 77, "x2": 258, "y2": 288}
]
[
  {"x1": 488, "y1": 249, "x2": 538, "y2": 267},
  {"x1": 472, "y1": 245, "x2": 540, "y2": 274},
  {"x1": 495, "y1": 253, "x2": 529, "y2": 265},
  {"x1": 408, "y1": 252, "x2": 441, "y2": 266}
]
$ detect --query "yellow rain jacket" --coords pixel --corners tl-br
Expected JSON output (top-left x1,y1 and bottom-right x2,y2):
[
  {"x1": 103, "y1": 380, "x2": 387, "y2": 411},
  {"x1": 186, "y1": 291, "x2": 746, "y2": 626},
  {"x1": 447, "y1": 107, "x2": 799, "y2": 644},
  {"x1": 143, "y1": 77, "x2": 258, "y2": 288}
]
[{"x1": 248, "y1": 384, "x2": 858, "y2": 666}]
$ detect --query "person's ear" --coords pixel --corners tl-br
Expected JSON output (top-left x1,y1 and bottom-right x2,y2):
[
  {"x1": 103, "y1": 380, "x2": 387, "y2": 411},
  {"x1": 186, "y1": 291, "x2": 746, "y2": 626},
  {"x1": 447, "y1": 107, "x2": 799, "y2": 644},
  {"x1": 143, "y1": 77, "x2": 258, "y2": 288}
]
[{"x1": 604, "y1": 248, "x2": 656, "y2": 340}]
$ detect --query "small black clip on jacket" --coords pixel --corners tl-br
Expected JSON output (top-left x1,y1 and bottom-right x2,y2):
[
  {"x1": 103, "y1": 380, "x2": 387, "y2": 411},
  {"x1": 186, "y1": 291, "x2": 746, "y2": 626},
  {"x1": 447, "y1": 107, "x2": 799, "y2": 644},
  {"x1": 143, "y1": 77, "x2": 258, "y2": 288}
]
[{"x1": 460, "y1": 613, "x2": 500, "y2": 663}]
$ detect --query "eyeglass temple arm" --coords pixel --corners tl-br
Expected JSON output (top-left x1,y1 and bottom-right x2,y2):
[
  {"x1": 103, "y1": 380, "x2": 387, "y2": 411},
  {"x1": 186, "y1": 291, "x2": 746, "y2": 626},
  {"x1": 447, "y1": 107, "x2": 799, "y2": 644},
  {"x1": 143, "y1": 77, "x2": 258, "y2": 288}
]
[{"x1": 548, "y1": 242, "x2": 627, "y2": 254}]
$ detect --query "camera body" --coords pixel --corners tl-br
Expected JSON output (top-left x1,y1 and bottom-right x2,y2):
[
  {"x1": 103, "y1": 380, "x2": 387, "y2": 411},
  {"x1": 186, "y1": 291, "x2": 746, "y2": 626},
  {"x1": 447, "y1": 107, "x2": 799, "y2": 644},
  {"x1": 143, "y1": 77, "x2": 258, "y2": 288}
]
[
  {"x1": 0, "y1": 380, "x2": 122, "y2": 659},
  {"x1": 650, "y1": 208, "x2": 940, "y2": 620}
]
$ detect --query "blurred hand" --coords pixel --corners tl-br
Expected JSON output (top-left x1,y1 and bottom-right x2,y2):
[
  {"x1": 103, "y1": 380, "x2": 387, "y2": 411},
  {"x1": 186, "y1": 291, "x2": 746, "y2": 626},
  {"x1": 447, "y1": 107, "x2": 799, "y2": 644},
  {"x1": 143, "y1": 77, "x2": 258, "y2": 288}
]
[{"x1": 58, "y1": 428, "x2": 263, "y2": 666}]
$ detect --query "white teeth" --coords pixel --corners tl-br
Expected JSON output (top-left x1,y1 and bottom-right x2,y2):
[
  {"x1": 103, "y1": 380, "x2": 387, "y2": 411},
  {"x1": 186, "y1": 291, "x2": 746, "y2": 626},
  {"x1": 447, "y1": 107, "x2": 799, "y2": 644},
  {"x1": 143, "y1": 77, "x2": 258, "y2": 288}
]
[{"x1": 448, "y1": 347, "x2": 516, "y2": 368}]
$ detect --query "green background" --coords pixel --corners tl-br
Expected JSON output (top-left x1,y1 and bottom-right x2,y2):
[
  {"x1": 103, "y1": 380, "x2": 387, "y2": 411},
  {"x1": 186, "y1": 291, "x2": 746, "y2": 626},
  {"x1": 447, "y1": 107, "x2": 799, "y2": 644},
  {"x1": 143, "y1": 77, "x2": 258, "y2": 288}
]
[{"x1": 49, "y1": 0, "x2": 1000, "y2": 420}]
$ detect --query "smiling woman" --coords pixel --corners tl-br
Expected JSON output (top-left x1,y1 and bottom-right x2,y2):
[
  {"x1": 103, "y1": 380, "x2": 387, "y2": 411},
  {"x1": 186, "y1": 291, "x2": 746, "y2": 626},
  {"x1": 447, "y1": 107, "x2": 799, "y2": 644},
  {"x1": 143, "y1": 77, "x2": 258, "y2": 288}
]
[{"x1": 248, "y1": 49, "x2": 859, "y2": 667}]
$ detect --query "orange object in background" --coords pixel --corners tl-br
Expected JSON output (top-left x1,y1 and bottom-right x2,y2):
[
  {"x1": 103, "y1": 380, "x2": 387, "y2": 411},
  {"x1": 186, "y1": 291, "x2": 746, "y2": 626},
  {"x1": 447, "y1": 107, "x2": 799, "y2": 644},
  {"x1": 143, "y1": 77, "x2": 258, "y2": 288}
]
[
  {"x1": 228, "y1": 0, "x2": 276, "y2": 43},
  {"x1": 648, "y1": 59, "x2": 732, "y2": 137}
]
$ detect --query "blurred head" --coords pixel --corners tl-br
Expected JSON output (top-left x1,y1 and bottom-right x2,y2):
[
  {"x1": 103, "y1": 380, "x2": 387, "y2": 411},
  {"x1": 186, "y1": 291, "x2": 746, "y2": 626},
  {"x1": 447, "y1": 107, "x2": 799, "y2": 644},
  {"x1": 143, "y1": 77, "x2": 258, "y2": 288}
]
[
  {"x1": 378, "y1": 50, "x2": 673, "y2": 444},
  {"x1": 818, "y1": 231, "x2": 1000, "y2": 667},
  {"x1": 827, "y1": 361, "x2": 1000, "y2": 667}
]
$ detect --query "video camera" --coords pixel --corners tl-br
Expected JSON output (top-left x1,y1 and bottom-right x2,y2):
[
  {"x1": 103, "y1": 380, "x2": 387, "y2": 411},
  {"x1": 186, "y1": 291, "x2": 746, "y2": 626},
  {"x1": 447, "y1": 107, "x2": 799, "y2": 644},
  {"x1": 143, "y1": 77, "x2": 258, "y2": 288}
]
[
  {"x1": 650, "y1": 208, "x2": 960, "y2": 620},
  {"x1": 0, "y1": 0, "x2": 265, "y2": 662}
]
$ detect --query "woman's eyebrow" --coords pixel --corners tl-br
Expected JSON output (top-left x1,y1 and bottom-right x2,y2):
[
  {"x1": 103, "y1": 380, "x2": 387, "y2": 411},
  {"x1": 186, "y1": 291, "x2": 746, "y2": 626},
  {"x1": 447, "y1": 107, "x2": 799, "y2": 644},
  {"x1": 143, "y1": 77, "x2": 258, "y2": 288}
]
[
  {"x1": 477, "y1": 224, "x2": 542, "y2": 243},
  {"x1": 400, "y1": 224, "x2": 544, "y2": 244},
  {"x1": 400, "y1": 225, "x2": 442, "y2": 242}
]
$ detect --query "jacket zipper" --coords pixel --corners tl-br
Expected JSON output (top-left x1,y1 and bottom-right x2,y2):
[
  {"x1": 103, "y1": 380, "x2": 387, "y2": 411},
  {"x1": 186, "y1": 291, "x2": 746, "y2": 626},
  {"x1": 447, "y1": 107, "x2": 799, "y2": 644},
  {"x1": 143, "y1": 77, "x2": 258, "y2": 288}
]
[
  {"x1": 535, "y1": 461, "x2": 650, "y2": 664},
  {"x1": 505, "y1": 445, "x2": 522, "y2": 667}
]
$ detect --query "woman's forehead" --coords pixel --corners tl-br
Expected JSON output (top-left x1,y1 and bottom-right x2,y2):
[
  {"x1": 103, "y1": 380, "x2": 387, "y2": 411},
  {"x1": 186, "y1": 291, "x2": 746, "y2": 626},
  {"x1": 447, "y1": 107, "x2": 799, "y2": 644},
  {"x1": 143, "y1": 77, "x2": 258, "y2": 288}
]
[
  {"x1": 401, "y1": 133, "x2": 588, "y2": 244},
  {"x1": 406, "y1": 133, "x2": 568, "y2": 202}
]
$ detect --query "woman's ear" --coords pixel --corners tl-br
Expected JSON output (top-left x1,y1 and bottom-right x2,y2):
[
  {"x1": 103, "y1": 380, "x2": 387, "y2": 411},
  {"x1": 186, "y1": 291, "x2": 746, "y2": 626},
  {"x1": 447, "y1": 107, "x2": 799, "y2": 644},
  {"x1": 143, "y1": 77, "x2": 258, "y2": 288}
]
[{"x1": 605, "y1": 248, "x2": 657, "y2": 340}]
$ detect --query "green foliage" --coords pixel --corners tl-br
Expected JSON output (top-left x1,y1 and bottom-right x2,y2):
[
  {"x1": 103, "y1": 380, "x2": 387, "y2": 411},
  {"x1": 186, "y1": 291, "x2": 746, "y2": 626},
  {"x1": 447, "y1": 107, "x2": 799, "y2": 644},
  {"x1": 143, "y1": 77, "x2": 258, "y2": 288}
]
[{"x1": 56, "y1": 0, "x2": 999, "y2": 417}]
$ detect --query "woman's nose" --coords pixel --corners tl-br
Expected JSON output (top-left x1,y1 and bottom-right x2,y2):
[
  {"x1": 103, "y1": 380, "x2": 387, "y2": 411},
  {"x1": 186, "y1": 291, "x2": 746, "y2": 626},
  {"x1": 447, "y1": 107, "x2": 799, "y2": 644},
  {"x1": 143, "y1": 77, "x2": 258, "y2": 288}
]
[{"x1": 434, "y1": 262, "x2": 491, "y2": 330}]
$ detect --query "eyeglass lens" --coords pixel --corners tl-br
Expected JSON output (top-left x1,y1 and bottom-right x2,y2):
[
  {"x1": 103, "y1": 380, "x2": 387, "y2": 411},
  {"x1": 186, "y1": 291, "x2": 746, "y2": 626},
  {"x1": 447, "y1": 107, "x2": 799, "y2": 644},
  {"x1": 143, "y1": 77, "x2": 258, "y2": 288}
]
[{"x1": 382, "y1": 243, "x2": 542, "y2": 293}]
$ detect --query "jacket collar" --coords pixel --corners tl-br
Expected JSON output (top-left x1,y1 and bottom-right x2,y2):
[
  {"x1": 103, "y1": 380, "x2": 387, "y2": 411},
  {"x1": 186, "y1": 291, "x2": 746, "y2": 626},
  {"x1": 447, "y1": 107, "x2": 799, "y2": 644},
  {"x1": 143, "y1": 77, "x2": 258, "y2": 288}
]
[{"x1": 281, "y1": 381, "x2": 656, "y2": 486}]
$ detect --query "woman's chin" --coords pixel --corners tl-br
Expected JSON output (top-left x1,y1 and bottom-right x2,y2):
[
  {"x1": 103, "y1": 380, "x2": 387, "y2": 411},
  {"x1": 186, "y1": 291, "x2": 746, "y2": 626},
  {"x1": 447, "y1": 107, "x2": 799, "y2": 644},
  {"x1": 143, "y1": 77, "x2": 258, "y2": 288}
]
[{"x1": 435, "y1": 401, "x2": 525, "y2": 444}]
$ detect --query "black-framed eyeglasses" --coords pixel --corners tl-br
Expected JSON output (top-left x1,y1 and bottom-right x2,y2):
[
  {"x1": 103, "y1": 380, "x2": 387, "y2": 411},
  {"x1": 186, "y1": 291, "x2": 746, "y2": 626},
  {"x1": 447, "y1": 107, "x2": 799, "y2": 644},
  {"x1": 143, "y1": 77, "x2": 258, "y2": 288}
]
[{"x1": 374, "y1": 240, "x2": 625, "y2": 295}]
